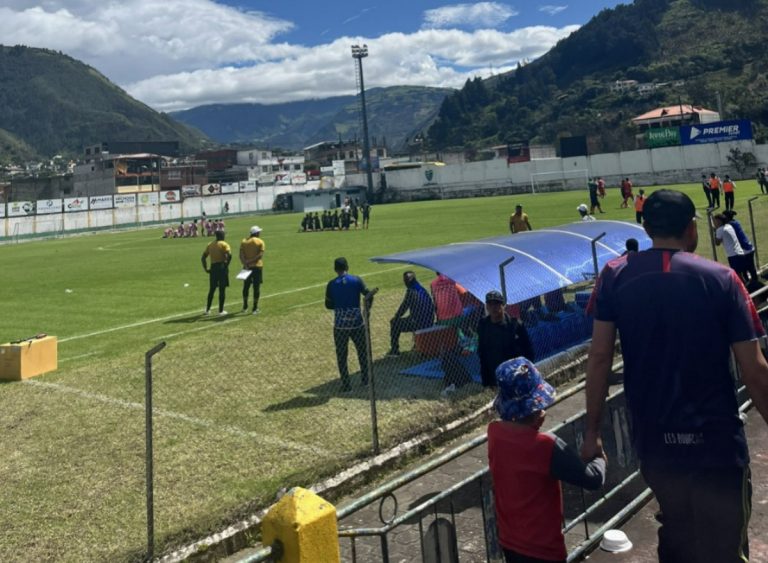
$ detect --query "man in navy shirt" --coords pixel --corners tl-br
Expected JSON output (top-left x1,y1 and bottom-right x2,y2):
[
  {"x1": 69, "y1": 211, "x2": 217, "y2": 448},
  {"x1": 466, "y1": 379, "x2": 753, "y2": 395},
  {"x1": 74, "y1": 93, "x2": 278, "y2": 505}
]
[
  {"x1": 388, "y1": 271, "x2": 435, "y2": 356},
  {"x1": 582, "y1": 190, "x2": 768, "y2": 563},
  {"x1": 325, "y1": 257, "x2": 377, "y2": 391}
]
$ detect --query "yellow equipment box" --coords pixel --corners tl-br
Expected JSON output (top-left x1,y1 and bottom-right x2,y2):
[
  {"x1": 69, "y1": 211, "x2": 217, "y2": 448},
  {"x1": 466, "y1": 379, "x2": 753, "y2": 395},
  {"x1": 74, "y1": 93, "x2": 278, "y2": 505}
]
[{"x1": 0, "y1": 336, "x2": 58, "y2": 380}]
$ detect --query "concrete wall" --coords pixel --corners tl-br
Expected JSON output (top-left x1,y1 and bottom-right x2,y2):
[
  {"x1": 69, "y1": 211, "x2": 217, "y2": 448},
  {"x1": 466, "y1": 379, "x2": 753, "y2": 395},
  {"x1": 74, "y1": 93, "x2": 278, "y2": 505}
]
[{"x1": 349, "y1": 139, "x2": 765, "y2": 201}]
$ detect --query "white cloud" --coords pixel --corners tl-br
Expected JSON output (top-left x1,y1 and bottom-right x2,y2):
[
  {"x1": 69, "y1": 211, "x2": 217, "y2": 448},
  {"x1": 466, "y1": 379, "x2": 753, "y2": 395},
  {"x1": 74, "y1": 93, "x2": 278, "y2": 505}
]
[
  {"x1": 423, "y1": 2, "x2": 518, "y2": 29},
  {"x1": 0, "y1": 0, "x2": 578, "y2": 111},
  {"x1": 539, "y1": 5, "x2": 568, "y2": 15},
  {"x1": 129, "y1": 26, "x2": 578, "y2": 111}
]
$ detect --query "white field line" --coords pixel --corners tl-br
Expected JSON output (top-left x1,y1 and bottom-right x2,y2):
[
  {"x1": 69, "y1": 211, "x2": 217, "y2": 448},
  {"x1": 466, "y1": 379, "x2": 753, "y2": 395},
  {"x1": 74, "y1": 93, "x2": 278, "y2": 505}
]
[
  {"x1": 59, "y1": 265, "x2": 403, "y2": 344},
  {"x1": 24, "y1": 379, "x2": 328, "y2": 457},
  {"x1": 288, "y1": 299, "x2": 325, "y2": 310},
  {"x1": 59, "y1": 352, "x2": 97, "y2": 363}
]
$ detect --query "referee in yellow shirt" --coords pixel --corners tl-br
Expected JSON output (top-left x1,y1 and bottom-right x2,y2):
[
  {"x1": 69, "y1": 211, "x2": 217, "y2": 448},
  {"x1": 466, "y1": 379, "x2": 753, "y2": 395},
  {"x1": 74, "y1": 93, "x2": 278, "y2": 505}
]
[
  {"x1": 509, "y1": 205, "x2": 532, "y2": 233},
  {"x1": 239, "y1": 225, "x2": 265, "y2": 314},
  {"x1": 201, "y1": 230, "x2": 232, "y2": 316}
]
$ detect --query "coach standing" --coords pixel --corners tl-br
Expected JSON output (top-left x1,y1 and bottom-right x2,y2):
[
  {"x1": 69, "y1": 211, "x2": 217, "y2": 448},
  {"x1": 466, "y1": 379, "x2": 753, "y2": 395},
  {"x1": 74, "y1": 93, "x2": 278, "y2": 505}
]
[
  {"x1": 201, "y1": 230, "x2": 232, "y2": 316},
  {"x1": 240, "y1": 225, "x2": 265, "y2": 315},
  {"x1": 582, "y1": 190, "x2": 768, "y2": 562},
  {"x1": 325, "y1": 257, "x2": 377, "y2": 391}
]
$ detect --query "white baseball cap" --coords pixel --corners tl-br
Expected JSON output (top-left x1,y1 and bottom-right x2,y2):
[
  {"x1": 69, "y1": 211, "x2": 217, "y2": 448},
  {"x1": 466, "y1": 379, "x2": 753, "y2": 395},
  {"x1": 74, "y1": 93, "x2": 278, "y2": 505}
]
[
  {"x1": 577, "y1": 204, "x2": 588, "y2": 213},
  {"x1": 250, "y1": 226, "x2": 262, "y2": 235}
]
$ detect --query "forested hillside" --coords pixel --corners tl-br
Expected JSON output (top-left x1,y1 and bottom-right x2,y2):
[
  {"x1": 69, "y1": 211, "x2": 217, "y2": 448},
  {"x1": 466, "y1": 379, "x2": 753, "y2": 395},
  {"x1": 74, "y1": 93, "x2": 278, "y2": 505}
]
[
  {"x1": 428, "y1": 0, "x2": 768, "y2": 152},
  {"x1": 0, "y1": 45, "x2": 207, "y2": 162}
]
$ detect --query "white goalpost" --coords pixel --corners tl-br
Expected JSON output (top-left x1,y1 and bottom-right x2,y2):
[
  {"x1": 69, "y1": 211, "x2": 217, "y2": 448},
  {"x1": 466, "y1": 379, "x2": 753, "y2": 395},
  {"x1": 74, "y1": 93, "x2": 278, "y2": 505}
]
[{"x1": 529, "y1": 168, "x2": 590, "y2": 194}]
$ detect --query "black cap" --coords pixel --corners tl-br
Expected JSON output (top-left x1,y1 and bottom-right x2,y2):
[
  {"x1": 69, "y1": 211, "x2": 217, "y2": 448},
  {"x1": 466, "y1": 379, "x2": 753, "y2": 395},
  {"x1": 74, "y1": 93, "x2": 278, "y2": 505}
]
[
  {"x1": 485, "y1": 290, "x2": 505, "y2": 304},
  {"x1": 642, "y1": 190, "x2": 698, "y2": 235},
  {"x1": 334, "y1": 257, "x2": 348, "y2": 271}
]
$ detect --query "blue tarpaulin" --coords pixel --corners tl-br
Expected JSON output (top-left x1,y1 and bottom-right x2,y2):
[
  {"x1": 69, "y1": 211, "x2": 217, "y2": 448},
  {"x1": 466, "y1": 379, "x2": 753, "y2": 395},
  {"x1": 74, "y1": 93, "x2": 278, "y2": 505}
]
[{"x1": 370, "y1": 220, "x2": 650, "y2": 305}]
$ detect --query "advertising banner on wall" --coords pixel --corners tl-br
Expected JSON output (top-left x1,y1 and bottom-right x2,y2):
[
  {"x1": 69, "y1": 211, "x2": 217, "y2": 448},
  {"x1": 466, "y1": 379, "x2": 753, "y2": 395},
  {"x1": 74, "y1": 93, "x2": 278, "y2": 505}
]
[
  {"x1": 114, "y1": 194, "x2": 137, "y2": 208},
  {"x1": 161, "y1": 190, "x2": 180, "y2": 204},
  {"x1": 646, "y1": 127, "x2": 681, "y2": 148},
  {"x1": 681, "y1": 119, "x2": 753, "y2": 145},
  {"x1": 64, "y1": 197, "x2": 88, "y2": 212},
  {"x1": 0, "y1": 203, "x2": 5, "y2": 218},
  {"x1": 36, "y1": 199, "x2": 63, "y2": 214},
  {"x1": 90, "y1": 195, "x2": 114, "y2": 210},
  {"x1": 181, "y1": 185, "x2": 201, "y2": 197},
  {"x1": 203, "y1": 183, "x2": 221, "y2": 195},
  {"x1": 8, "y1": 201, "x2": 35, "y2": 216},
  {"x1": 239, "y1": 181, "x2": 257, "y2": 192},
  {"x1": 137, "y1": 192, "x2": 159, "y2": 206},
  {"x1": 221, "y1": 182, "x2": 239, "y2": 194}
]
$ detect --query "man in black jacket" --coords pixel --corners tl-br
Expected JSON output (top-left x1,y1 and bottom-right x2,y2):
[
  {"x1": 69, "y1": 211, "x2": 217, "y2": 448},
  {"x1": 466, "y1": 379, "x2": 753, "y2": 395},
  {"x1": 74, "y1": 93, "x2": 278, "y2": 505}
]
[{"x1": 477, "y1": 290, "x2": 534, "y2": 387}]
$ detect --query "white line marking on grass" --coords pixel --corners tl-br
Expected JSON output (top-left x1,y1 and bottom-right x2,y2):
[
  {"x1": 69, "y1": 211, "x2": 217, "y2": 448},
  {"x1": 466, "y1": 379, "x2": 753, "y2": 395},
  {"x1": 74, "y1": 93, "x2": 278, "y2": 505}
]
[
  {"x1": 59, "y1": 352, "x2": 97, "y2": 363},
  {"x1": 59, "y1": 265, "x2": 403, "y2": 343},
  {"x1": 24, "y1": 380, "x2": 327, "y2": 457},
  {"x1": 289, "y1": 299, "x2": 325, "y2": 310}
]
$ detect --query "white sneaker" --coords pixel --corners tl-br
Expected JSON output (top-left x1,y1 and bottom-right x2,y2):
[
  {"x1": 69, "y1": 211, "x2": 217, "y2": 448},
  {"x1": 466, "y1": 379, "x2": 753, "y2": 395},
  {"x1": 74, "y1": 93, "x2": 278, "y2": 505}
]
[
  {"x1": 203, "y1": 310, "x2": 210, "y2": 316},
  {"x1": 242, "y1": 307, "x2": 248, "y2": 313},
  {"x1": 218, "y1": 310, "x2": 228, "y2": 316},
  {"x1": 252, "y1": 308, "x2": 261, "y2": 315},
  {"x1": 441, "y1": 384, "x2": 457, "y2": 398}
]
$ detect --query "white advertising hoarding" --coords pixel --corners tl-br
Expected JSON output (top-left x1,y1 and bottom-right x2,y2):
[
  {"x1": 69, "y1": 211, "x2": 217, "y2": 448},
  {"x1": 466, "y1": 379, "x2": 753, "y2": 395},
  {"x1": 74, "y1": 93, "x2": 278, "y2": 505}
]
[
  {"x1": 181, "y1": 185, "x2": 201, "y2": 197},
  {"x1": 114, "y1": 194, "x2": 137, "y2": 208},
  {"x1": 7, "y1": 201, "x2": 34, "y2": 216},
  {"x1": 161, "y1": 190, "x2": 181, "y2": 204},
  {"x1": 203, "y1": 183, "x2": 221, "y2": 195},
  {"x1": 64, "y1": 197, "x2": 88, "y2": 212},
  {"x1": 36, "y1": 199, "x2": 63, "y2": 214},
  {"x1": 221, "y1": 182, "x2": 239, "y2": 194},
  {"x1": 137, "y1": 192, "x2": 159, "y2": 206},
  {"x1": 239, "y1": 181, "x2": 257, "y2": 192},
  {"x1": 89, "y1": 195, "x2": 113, "y2": 210}
]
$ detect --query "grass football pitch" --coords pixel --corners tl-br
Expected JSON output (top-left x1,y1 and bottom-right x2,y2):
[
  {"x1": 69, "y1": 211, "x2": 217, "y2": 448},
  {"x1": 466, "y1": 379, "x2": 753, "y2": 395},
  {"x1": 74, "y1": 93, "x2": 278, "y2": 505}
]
[{"x1": 0, "y1": 181, "x2": 765, "y2": 561}]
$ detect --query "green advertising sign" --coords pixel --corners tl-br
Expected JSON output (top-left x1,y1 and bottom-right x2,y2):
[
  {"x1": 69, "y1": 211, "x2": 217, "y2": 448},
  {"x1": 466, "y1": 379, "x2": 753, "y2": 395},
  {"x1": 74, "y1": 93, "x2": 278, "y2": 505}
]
[{"x1": 646, "y1": 127, "x2": 681, "y2": 148}]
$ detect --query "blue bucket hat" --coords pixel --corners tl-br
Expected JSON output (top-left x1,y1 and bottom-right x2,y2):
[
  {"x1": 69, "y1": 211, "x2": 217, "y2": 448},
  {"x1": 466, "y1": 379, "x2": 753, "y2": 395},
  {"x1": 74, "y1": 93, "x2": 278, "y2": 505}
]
[{"x1": 494, "y1": 357, "x2": 556, "y2": 421}]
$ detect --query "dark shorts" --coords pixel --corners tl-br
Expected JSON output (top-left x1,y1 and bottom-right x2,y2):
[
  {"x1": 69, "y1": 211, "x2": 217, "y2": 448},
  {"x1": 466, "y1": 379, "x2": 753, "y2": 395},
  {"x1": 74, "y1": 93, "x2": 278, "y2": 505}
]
[
  {"x1": 210, "y1": 262, "x2": 229, "y2": 288},
  {"x1": 589, "y1": 192, "x2": 599, "y2": 206},
  {"x1": 248, "y1": 267, "x2": 263, "y2": 285}
]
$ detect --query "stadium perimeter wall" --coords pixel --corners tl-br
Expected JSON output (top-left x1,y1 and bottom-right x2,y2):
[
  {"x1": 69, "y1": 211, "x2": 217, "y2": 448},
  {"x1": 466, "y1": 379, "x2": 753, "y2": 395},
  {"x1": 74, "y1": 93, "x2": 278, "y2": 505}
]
[
  {"x1": 0, "y1": 187, "x2": 290, "y2": 242},
  {"x1": 347, "y1": 140, "x2": 768, "y2": 201}
]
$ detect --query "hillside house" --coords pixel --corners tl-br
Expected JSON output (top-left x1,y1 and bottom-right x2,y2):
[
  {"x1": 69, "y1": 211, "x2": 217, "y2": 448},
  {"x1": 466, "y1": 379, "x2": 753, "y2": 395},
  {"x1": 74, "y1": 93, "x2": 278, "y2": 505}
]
[{"x1": 631, "y1": 104, "x2": 720, "y2": 130}]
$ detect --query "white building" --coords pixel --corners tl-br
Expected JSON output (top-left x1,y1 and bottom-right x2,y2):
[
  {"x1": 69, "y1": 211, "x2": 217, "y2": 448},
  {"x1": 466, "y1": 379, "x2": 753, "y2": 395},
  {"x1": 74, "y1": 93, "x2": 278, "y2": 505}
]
[{"x1": 234, "y1": 148, "x2": 306, "y2": 185}]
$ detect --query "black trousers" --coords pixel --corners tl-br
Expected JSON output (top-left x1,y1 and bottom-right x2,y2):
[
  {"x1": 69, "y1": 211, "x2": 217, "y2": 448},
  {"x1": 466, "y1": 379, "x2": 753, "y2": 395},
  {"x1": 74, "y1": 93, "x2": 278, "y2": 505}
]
[
  {"x1": 641, "y1": 463, "x2": 751, "y2": 563},
  {"x1": 242, "y1": 267, "x2": 263, "y2": 310},
  {"x1": 389, "y1": 317, "x2": 421, "y2": 353},
  {"x1": 207, "y1": 263, "x2": 228, "y2": 313},
  {"x1": 703, "y1": 187, "x2": 713, "y2": 207},
  {"x1": 333, "y1": 326, "x2": 369, "y2": 389},
  {"x1": 725, "y1": 191, "x2": 735, "y2": 211},
  {"x1": 711, "y1": 189, "x2": 721, "y2": 208}
]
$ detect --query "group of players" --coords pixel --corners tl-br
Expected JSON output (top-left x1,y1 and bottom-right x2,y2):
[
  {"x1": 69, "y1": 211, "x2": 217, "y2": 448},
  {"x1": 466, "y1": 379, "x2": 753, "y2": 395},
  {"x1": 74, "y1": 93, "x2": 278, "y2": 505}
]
[
  {"x1": 162, "y1": 217, "x2": 226, "y2": 238},
  {"x1": 300, "y1": 198, "x2": 371, "y2": 232}
]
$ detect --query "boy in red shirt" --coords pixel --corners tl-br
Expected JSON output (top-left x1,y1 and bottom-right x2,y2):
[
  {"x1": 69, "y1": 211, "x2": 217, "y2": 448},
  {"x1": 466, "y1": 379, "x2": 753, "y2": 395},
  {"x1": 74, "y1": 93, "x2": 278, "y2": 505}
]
[{"x1": 488, "y1": 358, "x2": 606, "y2": 562}]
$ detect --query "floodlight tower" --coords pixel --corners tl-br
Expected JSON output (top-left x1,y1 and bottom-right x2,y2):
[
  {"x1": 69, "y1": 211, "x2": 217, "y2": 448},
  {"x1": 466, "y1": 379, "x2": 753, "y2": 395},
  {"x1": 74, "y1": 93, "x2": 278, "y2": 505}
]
[{"x1": 351, "y1": 44, "x2": 375, "y2": 202}]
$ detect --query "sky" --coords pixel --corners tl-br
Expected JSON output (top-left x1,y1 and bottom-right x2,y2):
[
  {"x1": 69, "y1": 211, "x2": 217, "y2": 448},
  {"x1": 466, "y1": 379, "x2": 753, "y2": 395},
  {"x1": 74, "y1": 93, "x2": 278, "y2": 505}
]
[{"x1": 0, "y1": 1, "x2": 626, "y2": 112}]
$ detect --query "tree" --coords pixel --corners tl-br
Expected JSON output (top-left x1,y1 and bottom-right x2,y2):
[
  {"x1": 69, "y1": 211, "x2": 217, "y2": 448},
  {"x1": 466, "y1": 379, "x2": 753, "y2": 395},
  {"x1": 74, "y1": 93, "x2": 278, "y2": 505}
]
[{"x1": 726, "y1": 147, "x2": 757, "y2": 177}]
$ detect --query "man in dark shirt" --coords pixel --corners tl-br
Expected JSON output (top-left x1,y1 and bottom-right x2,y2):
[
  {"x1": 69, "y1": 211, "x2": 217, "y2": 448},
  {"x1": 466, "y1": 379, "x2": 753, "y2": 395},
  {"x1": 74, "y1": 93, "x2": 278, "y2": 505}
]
[
  {"x1": 477, "y1": 290, "x2": 534, "y2": 387},
  {"x1": 388, "y1": 271, "x2": 435, "y2": 356},
  {"x1": 325, "y1": 257, "x2": 377, "y2": 391},
  {"x1": 583, "y1": 189, "x2": 768, "y2": 563}
]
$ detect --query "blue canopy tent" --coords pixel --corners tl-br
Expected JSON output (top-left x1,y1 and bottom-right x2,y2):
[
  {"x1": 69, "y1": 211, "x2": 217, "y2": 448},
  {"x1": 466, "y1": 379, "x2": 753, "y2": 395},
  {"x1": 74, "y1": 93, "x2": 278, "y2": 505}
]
[
  {"x1": 370, "y1": 220, "x2": 651, "y2": 306},
  {"x1": 371, "y1": 220, "x2": 651, "y2": 366}
]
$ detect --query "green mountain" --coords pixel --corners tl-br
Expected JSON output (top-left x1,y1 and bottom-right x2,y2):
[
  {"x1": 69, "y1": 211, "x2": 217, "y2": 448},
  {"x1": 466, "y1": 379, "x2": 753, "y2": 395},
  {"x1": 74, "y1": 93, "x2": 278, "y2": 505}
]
[
  {"x1": 171, "y1": 86, "x2": 452, "y2": 151},
  {"x1": 0, "y1": 45, "x2": 207, "y2": 161},
  {"x1": 428, "y1": 0, "x2": 768, "y2": 152}
]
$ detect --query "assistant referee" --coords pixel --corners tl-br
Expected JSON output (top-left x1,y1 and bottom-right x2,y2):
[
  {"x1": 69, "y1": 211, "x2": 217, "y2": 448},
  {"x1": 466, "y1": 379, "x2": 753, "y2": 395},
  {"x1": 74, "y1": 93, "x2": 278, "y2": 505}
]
[{"x1": 202, "y1": 230, "x2": 232, "y2": 316}]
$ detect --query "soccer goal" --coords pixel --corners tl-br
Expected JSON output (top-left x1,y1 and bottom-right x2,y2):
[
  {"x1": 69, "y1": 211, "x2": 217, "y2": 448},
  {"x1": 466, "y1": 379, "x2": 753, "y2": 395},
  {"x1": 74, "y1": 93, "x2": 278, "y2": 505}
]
[{"x1": 529, "y1": 168, "x2": 590, "y2": 194}]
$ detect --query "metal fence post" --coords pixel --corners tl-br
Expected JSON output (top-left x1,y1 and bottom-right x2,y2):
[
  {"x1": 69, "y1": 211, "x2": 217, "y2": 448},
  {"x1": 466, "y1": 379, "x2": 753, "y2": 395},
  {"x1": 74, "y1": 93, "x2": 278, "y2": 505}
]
[
  {"x1": 363, "y1": 296, "x2": 380, "y2": 455},
  {"x1": 748, "y1": 196, "x2": 760, "y2": 267},
  {"x1": 144, "y1": 342, "x2": 166, "y2": 561},
  {"x1": 707, "y1": 208, "x2": 718, "y2": 262}
]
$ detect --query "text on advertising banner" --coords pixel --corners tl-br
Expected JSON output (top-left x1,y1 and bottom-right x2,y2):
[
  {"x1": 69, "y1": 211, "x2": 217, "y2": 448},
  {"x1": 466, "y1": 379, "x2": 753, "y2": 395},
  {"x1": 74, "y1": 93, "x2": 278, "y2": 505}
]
[
  {"x1": 681, "y1": 119, "x2": 753, "y2": 145},
  {"x1": 203, "y1": 183, "x2": 221, "y2": 195},
  {"x1": 64, "y1": 197, "x2": 88, "y2": 212},
  {"x1": 161, "y1": 190, "x2": 180, "y2": 203},
  {"x1": 646, "y1": 127, "x2": 681, "y2": 148},
  {"x1": 7, "y1": 201, "x2": 34, "y2": 217},
  {"x1": 89, "y1": 195, "x2": 114, "y2": 210},
  {"x1": 36, "y1": 199, "x2": 64, "y2": 214},
  {"x1": 114, "y1": 194, "x2": 137, "y2": 208},
  {"x1": 138, "y1": 192, "x2": 159, "y2": 206},
  {"x1": 221, "y1": 182, "x2": 239, "y2": 194},
  {"x1": 239, "y1": 181, "x2": 257, "y2": 192},
  {"x1": 181, "y1": 185, "x2": 201, "y2": 197}
]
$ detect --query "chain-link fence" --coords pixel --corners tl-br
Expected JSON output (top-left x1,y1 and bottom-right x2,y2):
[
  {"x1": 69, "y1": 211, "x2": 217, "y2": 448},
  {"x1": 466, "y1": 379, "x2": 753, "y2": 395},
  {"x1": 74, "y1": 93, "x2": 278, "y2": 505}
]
[{"x1": 137, "y1": 276, "x2": 596, "y2": 559}]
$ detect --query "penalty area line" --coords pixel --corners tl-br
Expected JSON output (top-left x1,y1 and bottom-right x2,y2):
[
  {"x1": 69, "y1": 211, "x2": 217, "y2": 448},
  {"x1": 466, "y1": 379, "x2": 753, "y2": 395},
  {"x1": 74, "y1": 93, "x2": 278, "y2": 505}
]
[
  {"x1": 24, "y1": 380, "x2": 328, "y2": 457},
  {"x1": 60, "y1": 265, "x2": 403, "y2": 344}
]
